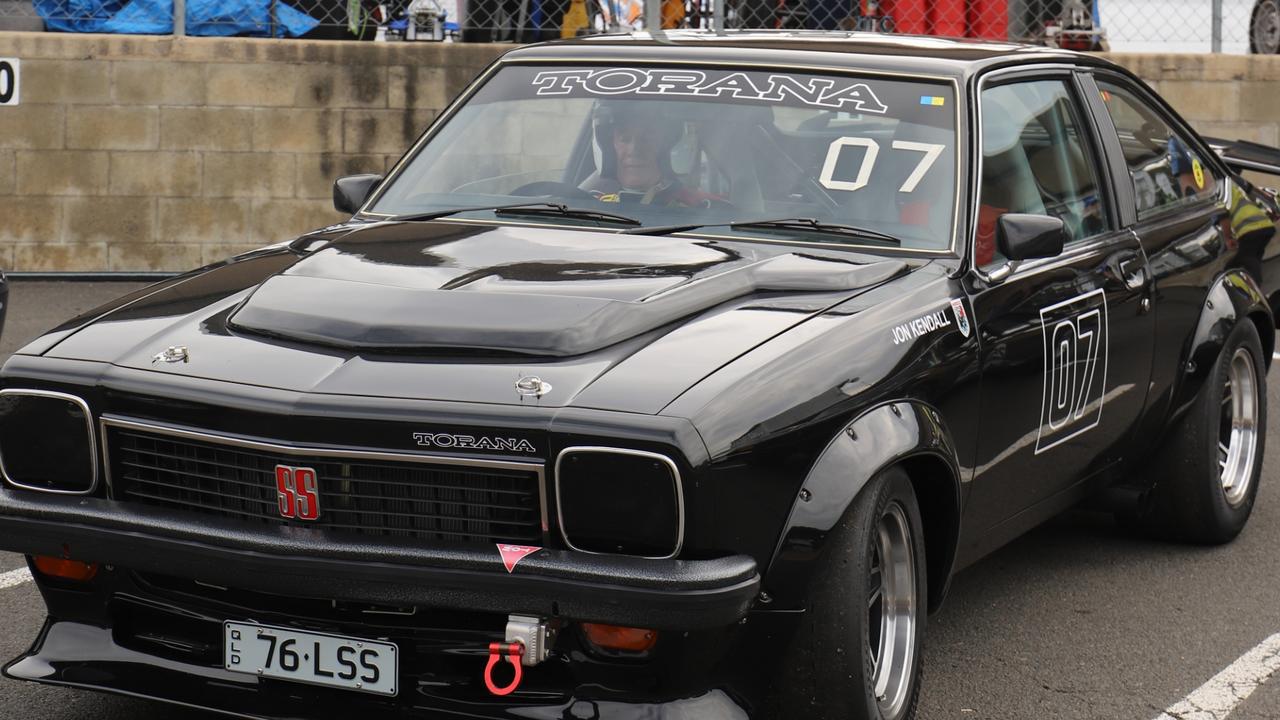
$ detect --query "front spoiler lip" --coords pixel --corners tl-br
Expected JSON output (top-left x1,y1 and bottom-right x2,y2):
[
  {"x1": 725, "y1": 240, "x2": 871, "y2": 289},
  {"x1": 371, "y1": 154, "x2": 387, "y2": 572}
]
[
  {"x1": 5, "y1": 621, "x2": 755, "y2": 720},
  {"x1": 0, "y1": 489, "x2": 760, "y2": 630}
]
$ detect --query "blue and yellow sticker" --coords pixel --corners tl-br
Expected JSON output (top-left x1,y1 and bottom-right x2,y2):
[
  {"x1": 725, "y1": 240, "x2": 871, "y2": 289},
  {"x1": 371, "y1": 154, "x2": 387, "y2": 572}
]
[{"x1": 919, "y1": 95, "x2": 946, "y2": 107}]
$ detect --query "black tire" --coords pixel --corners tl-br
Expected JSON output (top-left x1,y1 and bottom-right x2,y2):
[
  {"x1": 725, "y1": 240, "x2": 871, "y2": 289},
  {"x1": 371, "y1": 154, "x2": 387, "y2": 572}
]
[
  {"x1": 778, "y1": 466, "x2": 927, "y2": 720},
  {"x1": 1140, "y1": 320, "x2": 1266, "y2": 544},
  {"x1": 1252, "y1": 0, "x2": 1280, "y2": 54}
]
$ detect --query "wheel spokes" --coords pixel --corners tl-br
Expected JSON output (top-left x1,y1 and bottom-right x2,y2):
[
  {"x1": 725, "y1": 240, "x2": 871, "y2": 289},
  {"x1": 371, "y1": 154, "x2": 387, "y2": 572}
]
[
  {"x1": 1220, "y1": 347, "x2": 1260, "y2": 505},
  {"x1": 867, "y1": 502, "x2": 917, "y2": 717}
]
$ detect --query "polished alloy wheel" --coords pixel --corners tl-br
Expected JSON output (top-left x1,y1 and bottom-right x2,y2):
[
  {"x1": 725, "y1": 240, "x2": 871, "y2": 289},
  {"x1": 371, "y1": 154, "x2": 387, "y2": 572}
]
[
  {"x1": 867, "y1": 501, "x2": 917, "y2": 718},
  {"x1": 1219, "y1": 347, "x2": 1259, "y2": 506},
  {"x1": 1254, "y1": 0, "x2": 1280, "y2": 54}
]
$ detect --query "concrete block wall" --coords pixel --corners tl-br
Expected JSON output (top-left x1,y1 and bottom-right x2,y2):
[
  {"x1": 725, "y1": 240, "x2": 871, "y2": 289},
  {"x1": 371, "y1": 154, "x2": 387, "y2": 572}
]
[
  {"x1": 0, "y1": 36, "x2": 1278, "y2": 272},
  {"x1": 1107, "y1": 54, "x2": 1280, "y2": 148},
  {"x1": 0, "y1": 33, "x2": 506, "y2": 271}
]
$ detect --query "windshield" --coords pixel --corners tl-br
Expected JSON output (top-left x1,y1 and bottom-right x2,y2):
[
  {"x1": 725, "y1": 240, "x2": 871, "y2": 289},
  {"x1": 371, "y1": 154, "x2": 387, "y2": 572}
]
[{"x1": 369, "y1": 65, "x2": 959, "y2": 251}]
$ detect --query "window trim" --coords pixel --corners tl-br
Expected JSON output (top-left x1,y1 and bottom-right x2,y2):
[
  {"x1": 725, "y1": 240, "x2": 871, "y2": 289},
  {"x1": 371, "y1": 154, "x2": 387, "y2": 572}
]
[
  {"x1": 1086, "y1": 70, "x2": 1228, "y2": 226},
  {"x1": 970, "y1": 65, "x2": 1119, "y2": 272},
  {"x1": 1075, "y1": 71, "x2": 1137, "y2": 228}
]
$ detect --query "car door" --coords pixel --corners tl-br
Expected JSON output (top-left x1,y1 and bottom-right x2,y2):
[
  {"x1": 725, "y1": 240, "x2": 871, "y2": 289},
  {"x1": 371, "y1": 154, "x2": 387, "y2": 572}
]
[
  {"x1": 1082, "y1": 71, "x2": 1235, "y2": 451},
  {"x1": 961, "y1": 69, "x2": 1156, "y2": 556}
]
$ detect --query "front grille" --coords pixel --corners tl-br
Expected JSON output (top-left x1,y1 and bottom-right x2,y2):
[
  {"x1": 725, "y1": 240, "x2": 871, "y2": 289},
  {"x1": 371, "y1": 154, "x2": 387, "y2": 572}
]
[{"x1": 106, "y1": 422, "x2": 543, "y2": 546}]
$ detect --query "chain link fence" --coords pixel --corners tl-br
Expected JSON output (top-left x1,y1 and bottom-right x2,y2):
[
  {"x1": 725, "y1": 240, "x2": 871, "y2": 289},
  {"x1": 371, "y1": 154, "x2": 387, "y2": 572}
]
[{"x1": 0, "y1": 0, "x2": 1274, "y2": 53}]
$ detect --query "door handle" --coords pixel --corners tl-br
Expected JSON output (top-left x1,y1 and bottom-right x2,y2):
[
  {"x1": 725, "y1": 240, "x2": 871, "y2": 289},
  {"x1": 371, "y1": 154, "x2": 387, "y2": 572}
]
[{"x1": 1118, "y1": 256, "x2": 1147, "y2": 291}]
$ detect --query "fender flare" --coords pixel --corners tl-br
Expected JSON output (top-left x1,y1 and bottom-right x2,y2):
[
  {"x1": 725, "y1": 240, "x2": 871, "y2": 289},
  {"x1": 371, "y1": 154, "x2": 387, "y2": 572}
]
[
  {"x1": 763, "y1": 400, "x2": 962, "y2": 613},
  {"x1": 1171, "y1": 269, "x2": 1274, "y2": 424}
]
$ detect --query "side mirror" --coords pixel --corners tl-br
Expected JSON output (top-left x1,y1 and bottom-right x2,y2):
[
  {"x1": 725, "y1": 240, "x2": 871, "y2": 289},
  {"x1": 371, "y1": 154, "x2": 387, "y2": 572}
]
[
  {"x1": 333, "y1": 174, "x2": 384, "y2": 215},
  {"x1": 996, "y1": 213, "x2": 1067, "y2": 261}
]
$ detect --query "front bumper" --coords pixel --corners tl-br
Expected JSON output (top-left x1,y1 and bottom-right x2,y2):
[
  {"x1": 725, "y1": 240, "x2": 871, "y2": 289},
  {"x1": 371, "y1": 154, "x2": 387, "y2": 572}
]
[
  {"x1": 5, "y1": 617, "x2": 757, "y2": 720},
  {"x1": 1, "y1": 486, "x2": 777, "y2": 718},
  {"x1": 0, "y1": 488, "x2": 759, "y2": 630}
]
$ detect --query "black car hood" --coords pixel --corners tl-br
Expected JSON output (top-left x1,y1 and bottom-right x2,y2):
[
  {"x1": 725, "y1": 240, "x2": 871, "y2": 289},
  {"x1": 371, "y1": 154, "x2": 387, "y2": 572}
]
[
  {"x1": 39, "y1": 221, "x2": 920, "y2": 412},
  {"x1": 228, "y1": 221, "x2": 906, "y2": 357}
]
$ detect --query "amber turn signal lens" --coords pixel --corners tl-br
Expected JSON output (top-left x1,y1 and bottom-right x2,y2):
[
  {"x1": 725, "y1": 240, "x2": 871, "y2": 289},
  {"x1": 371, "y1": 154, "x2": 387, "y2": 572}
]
[
  {"x1": 32, "y1": 555, "x2": 98, "y2": 582},
  {"x1": 581, "y1": 623, "x2": 657, "y2": 652}
]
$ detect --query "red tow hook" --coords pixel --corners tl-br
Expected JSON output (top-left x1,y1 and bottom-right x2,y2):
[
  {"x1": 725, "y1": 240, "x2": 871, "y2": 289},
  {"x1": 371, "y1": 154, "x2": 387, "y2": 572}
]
[{"x1": 483, "y1": 641, "x2": 525, "y2": 696}]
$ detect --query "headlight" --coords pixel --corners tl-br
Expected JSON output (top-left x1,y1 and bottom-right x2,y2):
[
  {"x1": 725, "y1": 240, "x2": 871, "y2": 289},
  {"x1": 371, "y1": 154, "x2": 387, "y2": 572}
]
[
  {"x1": 555, "y1": 447, "x2": 683, "y2": 559},
  {"x1": 0, "y1": 389, "x2": 97, "y2": 494}
]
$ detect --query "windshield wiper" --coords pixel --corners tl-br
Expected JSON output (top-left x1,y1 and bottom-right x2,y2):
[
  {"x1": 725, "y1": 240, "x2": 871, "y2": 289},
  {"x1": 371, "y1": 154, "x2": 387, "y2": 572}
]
[
  {"x1": 492, "y1": 204, "x2": 640, "y2": 226},
  {"x1": 387, "y1": 202, "x2": 639, "y2": 226},
  {"x1": 387, "y1": 202, "x2": 564, "y2": 223},
  {"x1": 627, "y1": 217, "x2": 901, "y2": 246},
  {"x1": 729, "y1": 218, "x2": 901, "y2": 245}
]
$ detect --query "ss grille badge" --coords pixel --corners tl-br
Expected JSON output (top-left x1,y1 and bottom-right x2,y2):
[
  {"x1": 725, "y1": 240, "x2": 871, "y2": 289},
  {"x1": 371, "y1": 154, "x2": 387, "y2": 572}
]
[{"x1": 275, "y1": 465, "x2": 320, "y2": 520}]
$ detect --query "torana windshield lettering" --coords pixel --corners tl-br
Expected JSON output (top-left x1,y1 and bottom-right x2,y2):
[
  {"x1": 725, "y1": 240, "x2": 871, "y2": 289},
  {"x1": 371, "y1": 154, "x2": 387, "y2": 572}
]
[
  {"x1": 530, "y1": 68, "x2": 889, "y2": 114},
  {"x1": 413, "y1": 432, "x2": 537, "y2": 453}
]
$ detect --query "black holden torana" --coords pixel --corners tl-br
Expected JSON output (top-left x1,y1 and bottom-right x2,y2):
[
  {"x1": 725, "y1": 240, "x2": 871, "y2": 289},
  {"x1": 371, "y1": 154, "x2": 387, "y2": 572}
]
[{"x1": 1, "y1": 32, "x2": 1279, "y2": 720}]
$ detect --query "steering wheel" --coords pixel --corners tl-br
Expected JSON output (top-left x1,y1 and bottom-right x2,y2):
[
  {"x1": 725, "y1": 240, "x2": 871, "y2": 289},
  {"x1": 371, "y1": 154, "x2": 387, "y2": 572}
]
[{"x1": 510, "y1": 181, "x2": 597, "y2": 202}]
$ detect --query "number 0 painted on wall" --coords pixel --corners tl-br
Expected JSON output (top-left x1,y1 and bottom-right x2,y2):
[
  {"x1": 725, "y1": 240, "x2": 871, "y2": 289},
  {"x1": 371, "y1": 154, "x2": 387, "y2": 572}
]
[
  {"x1": 0, "y1": 59, "x2": 19, "y2": 106},
  {"x1": 819, "y1": 136, "x2": 946, "y2": 193}
]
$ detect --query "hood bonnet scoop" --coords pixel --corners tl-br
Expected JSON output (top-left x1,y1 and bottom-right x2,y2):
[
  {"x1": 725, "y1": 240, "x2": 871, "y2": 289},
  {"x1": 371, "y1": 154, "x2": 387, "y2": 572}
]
[{"x1": 227, "y1": 248, "x2": 905, "y2": 358}]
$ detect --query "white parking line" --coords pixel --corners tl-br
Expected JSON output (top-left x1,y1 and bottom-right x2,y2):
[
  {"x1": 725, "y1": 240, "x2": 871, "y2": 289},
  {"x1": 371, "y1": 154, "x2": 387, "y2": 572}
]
[
  {"x1": 1154, "y1": 633, "x2": 1280, "y2": 720},
  {"x1": 0, "y1": 566, "x2": 31, "y2": 590}
]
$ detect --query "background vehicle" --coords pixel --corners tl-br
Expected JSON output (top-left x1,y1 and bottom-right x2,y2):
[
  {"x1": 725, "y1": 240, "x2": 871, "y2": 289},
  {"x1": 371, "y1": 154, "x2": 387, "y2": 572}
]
[
  {"x1": 0, "y1": 33, "x2": 1277, "y2": 720},
  {"x1": 1252, "y1": 0, "x2": 1280, "y2": 52}
]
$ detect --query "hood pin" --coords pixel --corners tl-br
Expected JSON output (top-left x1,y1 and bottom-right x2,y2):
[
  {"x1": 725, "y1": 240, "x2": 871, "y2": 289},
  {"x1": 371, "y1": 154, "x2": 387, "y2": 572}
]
[
  {"x1": 514, "y1": 376, "x2": 552, "y2": 398},
  {"x1": 152, "y1": 346, "x2": 190, "y2": 364}
]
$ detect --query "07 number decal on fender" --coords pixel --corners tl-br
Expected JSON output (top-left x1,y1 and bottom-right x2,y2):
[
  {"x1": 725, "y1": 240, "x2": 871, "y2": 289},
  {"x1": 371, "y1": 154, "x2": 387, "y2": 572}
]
[{"x1": 1035, "y1": 289, "x2": 1109, "y2": 454}]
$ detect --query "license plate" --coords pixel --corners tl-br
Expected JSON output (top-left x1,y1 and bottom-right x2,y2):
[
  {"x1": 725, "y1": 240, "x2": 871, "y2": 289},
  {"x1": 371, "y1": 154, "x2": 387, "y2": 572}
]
[{"x1": 223, "y1": 622, "x2": 398, "y2": 696}]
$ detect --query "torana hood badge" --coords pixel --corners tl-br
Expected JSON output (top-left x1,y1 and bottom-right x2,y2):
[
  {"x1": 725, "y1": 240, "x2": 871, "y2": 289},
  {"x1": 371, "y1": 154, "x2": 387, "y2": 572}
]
[
  {"x1": 152, "y1": 346, "x2": 189, "y2": 364},
  {"x1": 515, "y1": 375, "x2": 552, "y2": 398}
]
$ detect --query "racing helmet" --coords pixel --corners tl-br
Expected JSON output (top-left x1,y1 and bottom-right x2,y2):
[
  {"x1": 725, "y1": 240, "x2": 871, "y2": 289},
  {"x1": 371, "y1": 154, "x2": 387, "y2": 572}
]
[{"x1": 581, "y1": 100, "x2": 685, "y2": 192}]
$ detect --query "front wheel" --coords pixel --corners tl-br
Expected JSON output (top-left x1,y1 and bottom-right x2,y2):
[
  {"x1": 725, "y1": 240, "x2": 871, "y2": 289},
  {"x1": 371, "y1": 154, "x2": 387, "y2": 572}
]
[{"x1": 779, "y1": 466, "x2": 927, "y2": 720}]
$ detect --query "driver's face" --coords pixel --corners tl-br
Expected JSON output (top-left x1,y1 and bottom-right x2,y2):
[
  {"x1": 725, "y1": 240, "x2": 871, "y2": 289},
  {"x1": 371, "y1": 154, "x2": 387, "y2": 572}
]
[{"x1": 612, "y1": 123, "x2": 662, "y2": 190}]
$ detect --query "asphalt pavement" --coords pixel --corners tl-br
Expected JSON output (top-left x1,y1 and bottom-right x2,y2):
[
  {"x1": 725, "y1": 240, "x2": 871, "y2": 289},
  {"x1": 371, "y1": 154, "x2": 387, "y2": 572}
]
[{"x1": 0, "y1": 280, "x2": 1279, "y2": 719}]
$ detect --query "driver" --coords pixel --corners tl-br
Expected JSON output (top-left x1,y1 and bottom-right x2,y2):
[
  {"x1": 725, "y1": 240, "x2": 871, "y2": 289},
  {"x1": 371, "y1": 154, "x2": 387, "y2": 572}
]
[{"x1": 580, "y1": 103, "x2": 721, "y2": 208}]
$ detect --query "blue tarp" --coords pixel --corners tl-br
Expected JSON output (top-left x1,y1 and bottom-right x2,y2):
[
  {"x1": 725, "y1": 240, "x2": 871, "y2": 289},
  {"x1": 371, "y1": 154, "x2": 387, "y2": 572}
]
[{"x1": 35, "y1": 0, "x2": 320, "y2": 36}]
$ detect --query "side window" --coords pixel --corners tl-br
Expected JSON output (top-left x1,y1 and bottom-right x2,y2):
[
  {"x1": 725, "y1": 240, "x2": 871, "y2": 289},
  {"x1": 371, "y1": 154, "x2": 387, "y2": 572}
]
[
  {"x1": 1095, "y1": 80, "x2": 1220, "y2": 220},
  {"x1": 977, "y1": 79, "x2": 1110, "y2": 268}
]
